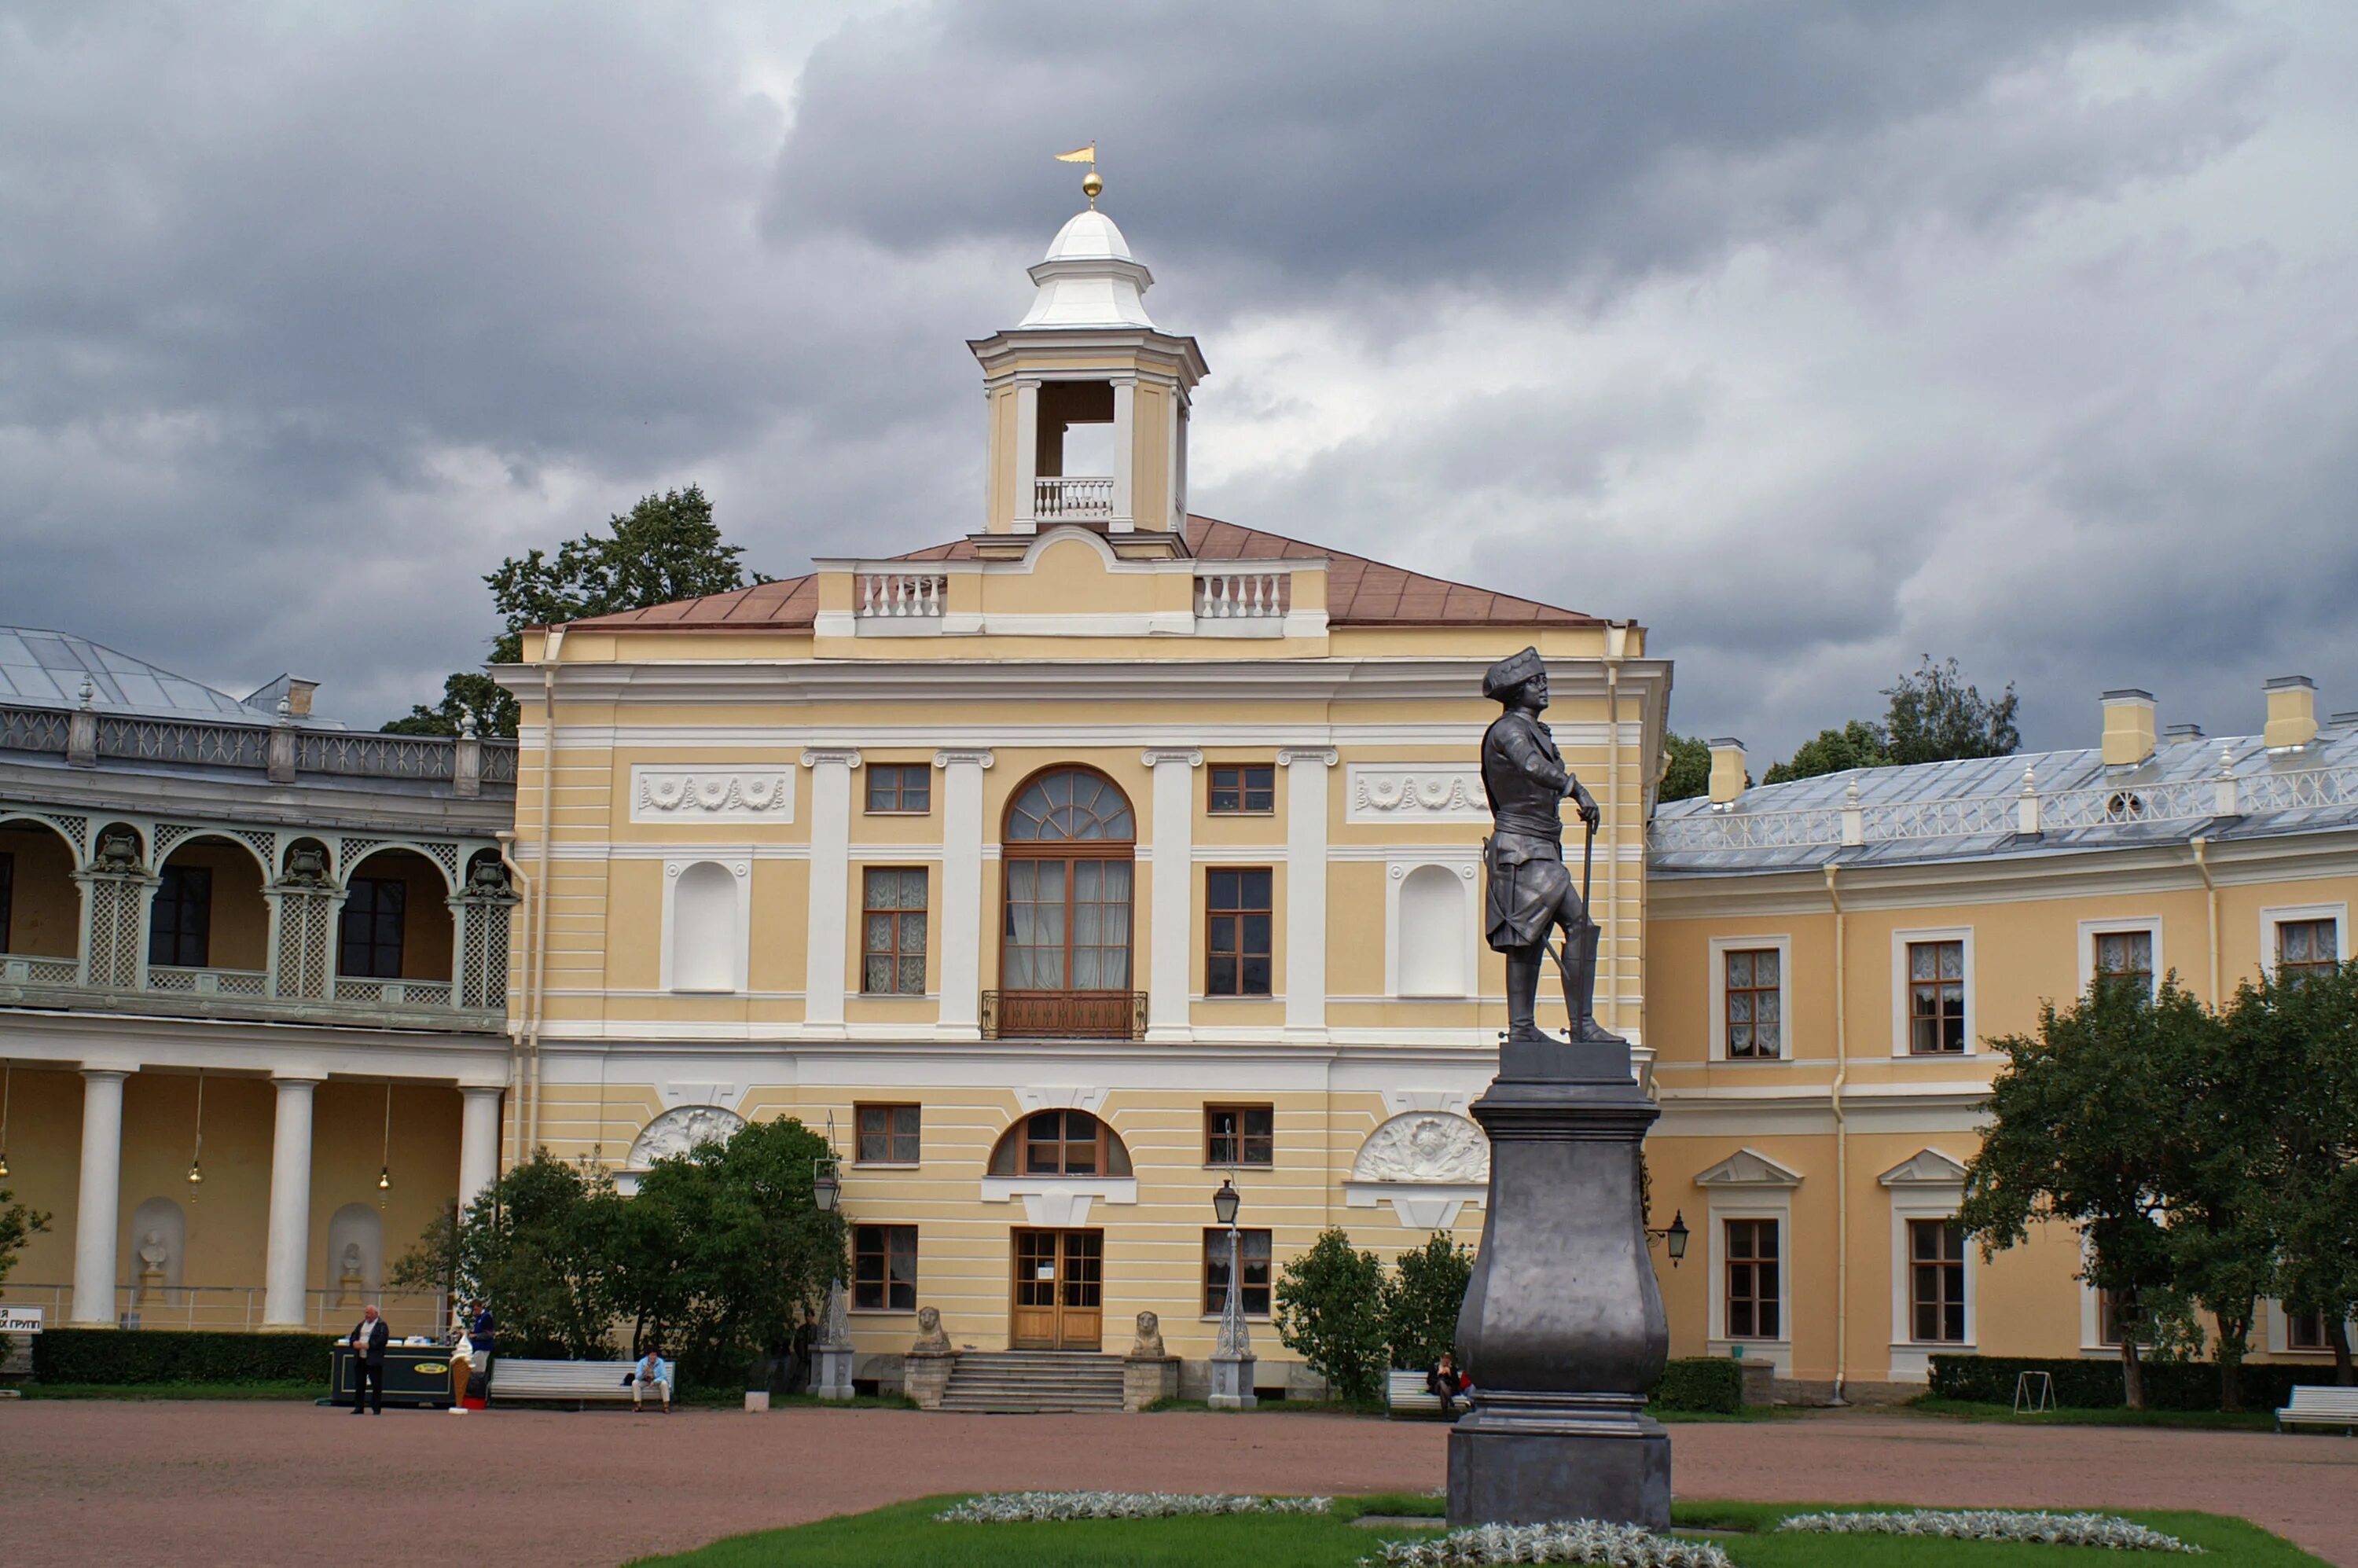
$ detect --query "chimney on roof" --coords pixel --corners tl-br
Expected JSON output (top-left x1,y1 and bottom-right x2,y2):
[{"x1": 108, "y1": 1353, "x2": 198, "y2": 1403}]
[
  {"x1": 2100, "y1": 689, "x2": 2156, "y2": 767},
  {"x1": 2329, "y1": 711, "x2": 2358, "y2": 730},
  {"x1": 1708, "y1": 738, "x2": 1747, "y2": 806},
  {"x1": 2264, "y1": 675, "x2": 2319, "y2": 751},
  {"x1": 2164, "y1": 723, "x2": 2205, "y2": 745},
  {"x1": 285, "y1": 679, "x2": 319, "y2": 719}
]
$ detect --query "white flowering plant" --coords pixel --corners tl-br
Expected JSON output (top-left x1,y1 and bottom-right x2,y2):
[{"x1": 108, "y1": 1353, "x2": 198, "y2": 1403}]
[
  {"x1": 938, "y1": 1491, "x2": 1333, "y2": 1523},
  {"x1": 1775, "y1": 1509, "x2": 2202, "y2": 1553},
  {"x1": 1361, "y1": 1520, "x2": 1732, "y2": 1568}
]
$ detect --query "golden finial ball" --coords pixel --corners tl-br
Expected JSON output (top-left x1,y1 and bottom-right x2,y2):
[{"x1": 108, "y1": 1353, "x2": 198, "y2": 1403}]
[{"x1": 1082, "y1": 169, "x2": 1103, "y2": 204}]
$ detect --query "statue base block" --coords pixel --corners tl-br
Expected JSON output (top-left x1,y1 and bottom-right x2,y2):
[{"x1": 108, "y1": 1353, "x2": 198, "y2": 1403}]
[{"x1": 1448, "y1": 1394, "x2": 1669, "y2": 1529}]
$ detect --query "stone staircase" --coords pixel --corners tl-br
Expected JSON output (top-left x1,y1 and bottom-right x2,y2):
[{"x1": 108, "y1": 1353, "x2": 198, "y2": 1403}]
[{"x1": 935, "y1": 1350, "x2": 1126, "y2": 1414}]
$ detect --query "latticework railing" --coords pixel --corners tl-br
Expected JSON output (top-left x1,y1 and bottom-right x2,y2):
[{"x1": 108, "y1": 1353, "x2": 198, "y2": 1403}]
[
  {"x1": 981, "y1": 989, "x2": 1148, "y2": 1041},
  {"x1": 296, "y1": 732, "x2": 455, "y2": 780},
  {"x1": 480, "y1": 742, "x2": 520, "y2": 784},
  {"x1": 1649, "y1": 806, "x2": 1846, "y2": 852},
  {"x1": 97, "y1": 714, "x2": 271, "y2": 769},
  {"x1": 0, "y1": 704, "x2": 71, "y2": 753},
  {"x1": 146, "y1": 965, "x2": 270, "y2": 997},
  {"x1": 0, "y1": 953, "x2": 78, "y2": 985},
  {"x1": 2242, "y1": 766, "x2": 2358, "y2": 812}
]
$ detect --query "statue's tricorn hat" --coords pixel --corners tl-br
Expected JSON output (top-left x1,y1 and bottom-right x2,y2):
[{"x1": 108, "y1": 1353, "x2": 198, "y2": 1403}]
[{"x1": 1482, "y1": 646, "x2": 1547, "y2": 701}]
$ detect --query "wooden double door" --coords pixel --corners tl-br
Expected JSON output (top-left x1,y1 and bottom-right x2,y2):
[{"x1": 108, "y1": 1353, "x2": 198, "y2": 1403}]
[{"x1": 1010, "y1": 1228, "x2": 1103, "y2": 1350}]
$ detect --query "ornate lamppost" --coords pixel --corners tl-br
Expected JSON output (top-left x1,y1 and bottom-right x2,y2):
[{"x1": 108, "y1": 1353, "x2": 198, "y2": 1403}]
[
  {"x1": 810, "y1": 1145, "x2": 854, "y2": 1401},
  {"x1": 1207, "y1": 1177, "x2": 1256, "y2": 1410}
]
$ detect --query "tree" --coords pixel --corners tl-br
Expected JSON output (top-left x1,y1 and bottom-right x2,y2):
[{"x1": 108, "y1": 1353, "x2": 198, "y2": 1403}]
[
  {"x1": 1758, "y1": 657, "x2": 2018, "y2": 785},
  {"x1": 1273, "y1": 1227, "x2": 1389, "y2": 1406},
  {"x1": 1658, "y1": 733, "x2": 1711, "y2": 802},
  {"x1": 1380, "y1": 1231, "x2": 1474, "y2": 1372},
  {"x1": 1957, "y1": 978, "x2": 2217, "y2": 1410},
  {"x1": 0, "y1": 1185, "x2": 51, "y2": 1296},
  {"x1": 385, "y1": 485, "x2": 769, "y2": 736},
  {"x1": 391, "y1": 1154, "x2": 624, "y2": 1358},
  {"x1": 2228, "y1": 960, "x2": 2358, "y2": 1386}
]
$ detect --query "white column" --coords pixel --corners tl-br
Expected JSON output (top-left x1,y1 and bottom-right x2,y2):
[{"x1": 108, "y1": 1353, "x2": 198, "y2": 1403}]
[
  {"x1": 69, "y1": 1070, "x2": 127, "y2": 1325},
  {"x1": 1278, "y1": 747, "x2": 1339, "y2": 1039},
  {"x1": 263, "y1": 1075, "x2": 319, "y2": 1329},
  {"x1": 1110, "y1": 376, "x2": 1136, "y2": 531},
  {"x1": 1013, "y1": 380, "x2": 1040, "y2": 532},
  {"x1": 457, "y1": 1087, "x2": 502, "y2": 1214},
  {"x1": 933, "y1": 749, "x2": 994, "y2": 1036},
  {"x1": 1143, "y1": 749, "x2": 1203, "y2": 1042},
  {"x1": 801, "y1": 748, "x2": 861, "y2": 1037}
]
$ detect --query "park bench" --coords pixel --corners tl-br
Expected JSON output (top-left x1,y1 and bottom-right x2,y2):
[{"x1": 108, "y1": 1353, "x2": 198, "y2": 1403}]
[
  {"x1": 1387, "y1": 1369, "x2": 1471, "y2": 1419},
  {"x1": 2275, "y1": 1385, "x2": 2358, "y2": 1435},
  {"x1": 489, "y1": 1358, "x2": 642, "y2": 1408}
]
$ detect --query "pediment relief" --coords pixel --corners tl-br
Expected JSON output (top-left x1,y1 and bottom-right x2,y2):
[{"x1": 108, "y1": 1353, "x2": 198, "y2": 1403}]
[
  {"x1": 1351, "y1": 1112, "x2": 1490, "y2": 1184},
  {"x1": 1878, "y1": 1148, "x2": 1970, "y2": 1188},
  {"x1": 626, "y1": 1104, "x2": 746, "y2": 1170},
  {"x1": 1692, "y1": 1148, "x2": 1804, "y2": 1188}
]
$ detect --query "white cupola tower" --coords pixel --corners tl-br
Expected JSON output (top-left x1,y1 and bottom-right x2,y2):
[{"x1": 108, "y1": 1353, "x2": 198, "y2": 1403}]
[{"x1": 968, "y1": 171, "x2": 1207, "y2": 553}]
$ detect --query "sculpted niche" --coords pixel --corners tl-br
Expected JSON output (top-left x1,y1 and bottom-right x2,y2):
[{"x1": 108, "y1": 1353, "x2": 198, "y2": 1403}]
[
  {"x1": 626, "y1": 1104, "x2": 748, "y2": 1168},
  {"x1": 1352, "y1": 1112, "x2": 1491, "y2": 1185}
]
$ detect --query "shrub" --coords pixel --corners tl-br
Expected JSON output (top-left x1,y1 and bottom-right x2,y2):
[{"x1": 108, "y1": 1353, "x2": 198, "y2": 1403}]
[
  {"x1": 1929, "y1": 1353, "x2": 2337, "y2": 1412},
  {"x1": 940, "y1": 1493, "x2": 1332, "y2": 1522},
  {"x1": 1383, "y1": 1232, "x2": 1474, "y2": 1372},
  {"x1": 1776, "y1": 1510, "x2": 2198, "y2": 1553},
  {"x1": 1364, "y1": 1519, "x2": 1732, "y2": 1567},
  {"x1": 34, "y1": 1328, "x2": 338, "y2": 1386},
  {"x1": 1647, "y1": 1357, "x2": 1744, "y2": 1414},
  {"x1": 1275, "y1": 1228, "x2": 1389, "y2": 1406}
]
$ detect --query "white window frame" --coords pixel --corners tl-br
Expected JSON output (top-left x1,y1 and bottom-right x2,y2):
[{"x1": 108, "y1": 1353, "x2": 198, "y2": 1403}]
[
  {"x1": 1891, "y1": 925, "x2": 1976, "y2": 1059},
  {"x1": 1706, "y1": 1199, "x2": 1793, "y2": 1374},
  {"x1": 662, "y1": 857, "x2": 751, "y2": 994},
  {"x1": 1708, "y1": 935, "x2": 1794, "y2": 1063},
  {"x1": 1887, "y1": 1192, "x2": 1974, "y2": 1381},
  {"x1": 2077, "y1": 917, "x2": 2163, "y2": 999},
  {"x1": 1384, "y1": 855, "x2": 1481, "y2": 998},
  {"x1": 2259, "y1": 902, "x2": 2349, "y2": 981}
]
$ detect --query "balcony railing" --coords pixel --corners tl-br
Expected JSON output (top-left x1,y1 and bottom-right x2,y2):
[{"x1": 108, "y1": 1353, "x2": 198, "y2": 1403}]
[
  {"x1": 0, "y1": 952, "x2": 78, "y2": 986},
  {"x1": 1195, "y1": 570, "x2": 1291, "y2": 619},
  {"x1": 1034, "y1": 476, "x2": 1114, "y2": 521},
  {"x1": 0, "y1": 699, "x2": 516, "y2": 795},
  {"x1": 858, "y1": 572, "x2": 948, "y2": 619},
  {"x1": 332, "y1": 977, "x2": 456, "y2": 1008},
  {"x1": 146, "y1": 964, "x2": 270, "y2": 999},
  {"x1": 981, "y1": 990, "x2": 1148, "y2": 1041}
]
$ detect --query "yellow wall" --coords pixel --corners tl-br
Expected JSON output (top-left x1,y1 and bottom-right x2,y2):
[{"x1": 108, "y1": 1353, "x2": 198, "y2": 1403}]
[{"x1": 0, "y1": 821, "x2": 79, "y2": 957}]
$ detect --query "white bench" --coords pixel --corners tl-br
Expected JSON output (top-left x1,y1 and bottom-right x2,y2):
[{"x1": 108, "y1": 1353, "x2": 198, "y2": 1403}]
[
  {"x1": 1388, "y1": 1369, "x2": 1471, "y2": 1418},
  {"x1": 2276, "y1": 1385, "x2": 2358, "y2": 1434},
  {"x1": 490, "y1": 1358, "x2": 643, "y2": 1408}
]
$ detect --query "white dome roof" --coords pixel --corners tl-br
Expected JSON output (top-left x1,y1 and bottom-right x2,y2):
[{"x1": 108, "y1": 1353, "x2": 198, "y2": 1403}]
[
  {"x1": 1043, "y1": 208, "x2": 1133, "y2": 263},
  {"x1": 1018, "y1": 205, "x2": 1157, "y2": 330}
]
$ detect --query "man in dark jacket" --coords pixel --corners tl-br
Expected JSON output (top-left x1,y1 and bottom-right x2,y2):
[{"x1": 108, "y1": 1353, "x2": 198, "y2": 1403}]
[{"x1": 348, "y1": 1305, "x2": 390, "y2": 1415}]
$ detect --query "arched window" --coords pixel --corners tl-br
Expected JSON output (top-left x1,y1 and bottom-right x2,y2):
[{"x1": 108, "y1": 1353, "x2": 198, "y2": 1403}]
[
  {"x1": 671, "y1": 861, "x2": 740, "y2": 993},
  {"x1": 1000, "y1": 769, "x2": 1136, "y2": 1036},
  {"x1": 1398, "y1": 864, "x2": 1469, "y2": 997},
  {"x1": 987, "y1": 1109, "x2": 1133, "y2": 1178}
]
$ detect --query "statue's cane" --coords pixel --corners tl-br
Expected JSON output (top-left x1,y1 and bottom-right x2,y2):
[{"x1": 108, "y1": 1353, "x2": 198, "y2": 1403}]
[{"x1": 1580, "y1": 810, "x2": 1595, "y2": 922}]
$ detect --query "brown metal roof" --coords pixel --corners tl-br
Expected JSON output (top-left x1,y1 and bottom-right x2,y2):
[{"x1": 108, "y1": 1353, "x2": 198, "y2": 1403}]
[{"x1": 563, "y1": 516, "x2": 1597, "y2": 631}]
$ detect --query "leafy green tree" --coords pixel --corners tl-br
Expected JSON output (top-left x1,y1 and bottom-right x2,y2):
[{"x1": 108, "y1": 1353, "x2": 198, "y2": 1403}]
[
  {"x1": 2228, "y1": 960, "x2": 2358, "y2": 1385},
  {"x1": 1380, "y1": 1231, "x2": 1475, "y2": 1372},
  {"x1": 1658, "y1": 733, "x2": 1711, "y2": 802},
  {"x1": 385, "y1": 485, "x2": 769, "y2": 737},
  {"x1": 1958, "y1": 978, "x2": 2217, "y2": 1409},
  {"x1": 0, "y1": 1184, "x2": 52, "y2": 1295},
  {"x1": 1759, "y1": 657, "x2": 2018, "y2": 785},
  {"x1": 395, "y1": 1154, "x2": 624, "y2": 1358},
  {"x1": 1761, "y1": 720, "x2": 1893, "y2": 785},
  {"x1": 1274, "y1": 1227, "x2": 1389, "y2": 1405}
]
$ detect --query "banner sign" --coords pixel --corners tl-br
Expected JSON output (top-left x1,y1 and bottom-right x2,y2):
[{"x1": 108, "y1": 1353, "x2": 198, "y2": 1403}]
[{"x1": 0, "y1": 1306, "x2": 44, "y2": 1334}]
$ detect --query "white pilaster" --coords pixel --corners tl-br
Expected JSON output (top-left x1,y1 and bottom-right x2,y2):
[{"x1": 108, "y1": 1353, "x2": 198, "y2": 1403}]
[
  {"x1": 1110, "y1": 376, "x2": 1136, "y2": 532},
  {"x1": 1144, "y1": 749, "x2": 1203, "y2": 1042},
  {"x1": 1012, "y1": 380, "x2": 1040, "y2": 533},
  {"x1": 458, "y1": 1087, "x2": 502, "y2": 1214},
  {"x1": 1278, "y1": 747, "x2": 1339, "y2": 1038},
  {"x1": 263, "y1": 1075, "x2": 319, "y2": 1329},
  {"x1": 934, "y1": 748, "x2": 995, "y2": 1036},
  {"x1": 802, "y1": 748, "x2": 861, "y2": 1036},
  {"x1": 69, "y1": 1069, "x2": 127, "y2": 1325}
]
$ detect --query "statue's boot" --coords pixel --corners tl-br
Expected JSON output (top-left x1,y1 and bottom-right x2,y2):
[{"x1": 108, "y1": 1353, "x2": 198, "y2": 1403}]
[
  {"x1": 1559, "y1": 920, "x2": 1622, "y2": 1042},
  {"x1": 1504, "y1": 952, "x2": 1547, "y2": 1041}
]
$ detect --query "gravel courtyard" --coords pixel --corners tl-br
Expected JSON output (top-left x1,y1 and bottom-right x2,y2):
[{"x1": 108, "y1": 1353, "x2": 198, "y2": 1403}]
[{"x1": 8, "y1": 1402, "x2": 2353, "y2": 1568}]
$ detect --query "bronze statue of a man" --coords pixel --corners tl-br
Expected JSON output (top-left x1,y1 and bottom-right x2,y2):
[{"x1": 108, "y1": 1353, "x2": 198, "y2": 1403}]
[{"x1": 1482, "y1": 646, "x2": 1615, "y2": 1043}]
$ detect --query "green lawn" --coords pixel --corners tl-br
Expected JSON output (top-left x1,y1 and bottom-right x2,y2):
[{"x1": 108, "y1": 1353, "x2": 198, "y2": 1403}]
[
  {"x1": 1908, "y1": 1397, "x2": 2282, "y2": 1432},
  {"x1": 629, "y1": 1495, "x2": 2330, "y2": 1567},
  {"x1": 15, "y1": 1379, "x2": 320, "y2": 1401}
]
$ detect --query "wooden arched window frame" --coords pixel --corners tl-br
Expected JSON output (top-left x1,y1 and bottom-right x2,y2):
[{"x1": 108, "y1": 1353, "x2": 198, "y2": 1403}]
[
  {"x1": 987, "y1": 1109, "x2": 1133, "y2": 1178},
  {"x1": 997, "y1": 767, "x2": 1137, "y2": 1037}
]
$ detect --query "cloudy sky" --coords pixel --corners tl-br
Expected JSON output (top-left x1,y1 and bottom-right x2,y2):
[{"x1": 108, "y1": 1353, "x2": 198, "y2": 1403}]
[{"x1": 4, "y1": 1, "x2": 2353, "y2": 760}]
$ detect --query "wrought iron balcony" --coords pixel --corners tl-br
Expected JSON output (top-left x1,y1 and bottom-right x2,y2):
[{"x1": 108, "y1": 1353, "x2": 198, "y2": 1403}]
[{"x1": 980, "y1": 990, "x2": 1148, "y2": 1041}]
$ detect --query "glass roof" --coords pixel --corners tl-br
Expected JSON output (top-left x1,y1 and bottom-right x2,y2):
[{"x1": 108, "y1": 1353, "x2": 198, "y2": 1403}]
[{"x1": 0, "y1": 626, "x2": 289, "y2": 723}]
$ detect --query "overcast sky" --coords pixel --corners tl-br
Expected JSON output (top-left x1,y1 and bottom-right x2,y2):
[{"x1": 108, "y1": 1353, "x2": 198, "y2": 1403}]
[{"x1": 4, "y1": 1, "x2": 2353, "y2": 761}]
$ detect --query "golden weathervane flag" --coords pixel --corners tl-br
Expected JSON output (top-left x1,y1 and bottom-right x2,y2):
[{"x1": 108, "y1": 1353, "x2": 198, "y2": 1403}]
[{"x1": 1055, "y1": 143, "x2": 1096, "y2": 165}]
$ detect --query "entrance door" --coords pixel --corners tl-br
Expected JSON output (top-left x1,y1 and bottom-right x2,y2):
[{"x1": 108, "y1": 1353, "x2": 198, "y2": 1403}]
[{"x1": 1010, "y1": 1228, "x2": 1104, "y2": 1349}]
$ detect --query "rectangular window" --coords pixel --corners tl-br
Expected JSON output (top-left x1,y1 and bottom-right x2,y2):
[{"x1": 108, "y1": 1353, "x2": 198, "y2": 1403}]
[
  {"x1": 148, "y1": 865, "x2": 213, "y2": 968},
  {"x1": 1723, "y1": 1218, "x2": 1780, "y2": 1339},
  {"x1": 2286, "y1": 1309, "x2": 2328, "y2": 1352},
  {"x1": 2092, "y1": 931, "x2": 2154, "y2": 995},
  {"x1": 2097, "y1": 1288, "x2": 2135, "y2": 1348},
  {"x1": 861, "y1": 868, "x2": 928, "y2": 995},
  {"x1": 0, "y1": 851, "x2": 13, "y2": 951},
  {"x1": 1206, "y1": 1105, "x2": 1274, "y2": 1166},
  {"x1": 1206, "y1": 868, "x2": 1273, "y2": 996},
  {"x1": 853, "y1": 1225, "x2": 918, "y2": 1311},
  {"x1": 1208, "y1": 764, "x2": 1276, "y2": 815},
  {"x1": 1907, "y1": 940, "x2": 1967, "y2": 1054},
  {"x1": 864, "y1": 763, "x2": 931, "y2": 814},
  {"x1": 1909, "y1": 1219, "x2": 1967, "y2": 1342},
  {"x1": 338, "y1": 876, "x2": 406, "y2": 979},
  {"x1": 1203, "y1": 1227, "x2": 1273, "y2": 1316},
  {"x1": 2278, "y1": 918, "x2": 2339, "y2": 986},
  {"x1": 1724, "y1": 948, "x2": 1781, "y2": 1059},
  {"x1": 855, "y1": 1103, "x2": 921, "y2": 1164}
]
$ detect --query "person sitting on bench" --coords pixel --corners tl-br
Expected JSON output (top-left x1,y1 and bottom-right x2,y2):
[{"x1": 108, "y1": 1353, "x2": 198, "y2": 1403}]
[
  {"x1": 630, "y1": 1349, "x2": 673, "y2": 1413},
  {"x1": 1427, "y1": 1351, "x2": 1473, "y2": 1417}
]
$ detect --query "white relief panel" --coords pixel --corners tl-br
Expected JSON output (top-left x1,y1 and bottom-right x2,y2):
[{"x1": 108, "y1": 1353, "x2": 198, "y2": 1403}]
[
  {"x1": 630, "y1": 766, "x2": 796, "y2": 824},
  {"x1": 1350, "y1": 1112, "x2": 1491, "y2": 1184},
  {"x1": 1346, "y1": 765, "x2": 1488, "y2": 823}
]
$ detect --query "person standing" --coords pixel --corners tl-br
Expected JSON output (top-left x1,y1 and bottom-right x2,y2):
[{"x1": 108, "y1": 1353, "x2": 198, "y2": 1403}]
[
  {"x1": 787, "y1": 1309, "x2": 817, "y2": 1396},
  {"x1": 467, "y1": 1300, "x2": 496, "y2": 1401},
  {"x1": 348, "y1": 1304, "x2": 390, "y2": 1416}
]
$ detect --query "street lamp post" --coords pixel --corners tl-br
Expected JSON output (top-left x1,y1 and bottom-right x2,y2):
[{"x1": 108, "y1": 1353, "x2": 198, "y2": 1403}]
[
  {"x1": 1207, "y1": 1177, "x2": 1256, "y2": 1410},
  {"x1": 810, "y1": 1148, "x2": 854, "y2": 1401}
]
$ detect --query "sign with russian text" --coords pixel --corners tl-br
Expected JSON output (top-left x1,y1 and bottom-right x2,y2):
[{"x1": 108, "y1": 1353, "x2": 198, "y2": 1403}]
[{"x1": 1, "y1": 1306, "x2": 43, "y2": 1334}]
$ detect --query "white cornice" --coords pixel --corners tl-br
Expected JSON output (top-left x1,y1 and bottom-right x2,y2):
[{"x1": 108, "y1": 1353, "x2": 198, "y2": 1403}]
[{"x1": 521, "y1": 721, "x2": 1647, "y2": 751}]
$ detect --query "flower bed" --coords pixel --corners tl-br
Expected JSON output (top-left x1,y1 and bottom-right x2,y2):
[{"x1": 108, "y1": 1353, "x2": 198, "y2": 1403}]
[
  {"x1": 938, "y1": 1492, "x2": 1332, "y2": 1522},
  {"x1": 1776, "y1": 1509, "x2": 2202, "y2": 1553},
  {"x1": 1362, "y1": 1521, "x2": 1732, "y2": 1567}
]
